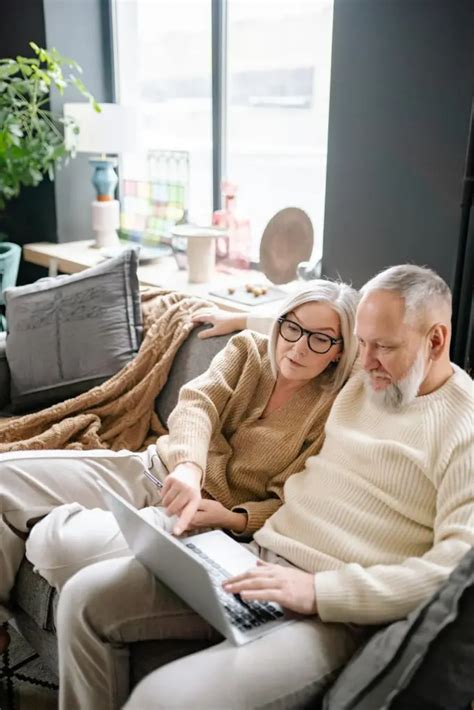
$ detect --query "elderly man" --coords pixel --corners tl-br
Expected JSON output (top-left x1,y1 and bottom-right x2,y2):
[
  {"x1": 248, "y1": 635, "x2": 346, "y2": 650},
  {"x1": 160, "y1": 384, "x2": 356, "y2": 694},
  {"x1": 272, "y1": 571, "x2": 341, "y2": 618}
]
[{"x1": 52, "y1": 265, "x2": 473, "y2": 709}]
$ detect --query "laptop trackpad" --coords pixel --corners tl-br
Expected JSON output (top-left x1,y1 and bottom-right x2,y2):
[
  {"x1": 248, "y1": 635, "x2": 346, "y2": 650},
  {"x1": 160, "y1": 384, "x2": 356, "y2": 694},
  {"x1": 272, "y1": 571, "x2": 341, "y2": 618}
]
[{"x1": 186, "y1": 530, "x2": 258, "y2": 577}]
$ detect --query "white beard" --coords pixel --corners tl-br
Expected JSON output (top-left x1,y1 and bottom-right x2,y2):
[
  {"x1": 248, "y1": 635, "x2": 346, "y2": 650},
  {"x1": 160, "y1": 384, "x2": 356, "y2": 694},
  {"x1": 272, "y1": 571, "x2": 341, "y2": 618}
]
[{"x1": 364, "y1": 350, "x2": 427, "y2": 411}]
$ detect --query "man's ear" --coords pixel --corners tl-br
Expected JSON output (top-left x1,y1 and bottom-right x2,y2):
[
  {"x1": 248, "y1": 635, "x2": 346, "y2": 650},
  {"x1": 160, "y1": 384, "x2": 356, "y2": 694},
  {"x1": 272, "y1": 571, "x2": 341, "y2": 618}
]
[{"x1": 428, "y1": 323, "x2": 449, "y2": 360}]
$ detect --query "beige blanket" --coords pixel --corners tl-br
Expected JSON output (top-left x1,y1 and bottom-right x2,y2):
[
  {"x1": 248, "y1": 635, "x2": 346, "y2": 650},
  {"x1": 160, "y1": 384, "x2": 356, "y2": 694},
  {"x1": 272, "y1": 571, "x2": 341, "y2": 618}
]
[{"x1": 0, "y1": 289, "x2": 213, "y2": 452}]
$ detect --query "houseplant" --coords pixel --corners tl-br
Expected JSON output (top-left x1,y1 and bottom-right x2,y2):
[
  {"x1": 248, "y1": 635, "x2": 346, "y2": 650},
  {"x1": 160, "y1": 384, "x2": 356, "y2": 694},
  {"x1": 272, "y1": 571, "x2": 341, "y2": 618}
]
[{"x1": 0, "y1": 41, "x2": 99, "y2": 209}]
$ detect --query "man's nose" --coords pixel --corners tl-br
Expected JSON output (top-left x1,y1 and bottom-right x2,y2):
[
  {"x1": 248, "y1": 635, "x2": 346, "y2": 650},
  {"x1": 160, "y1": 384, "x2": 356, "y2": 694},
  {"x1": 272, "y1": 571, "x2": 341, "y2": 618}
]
[{"x1": 360, "y1": 345, "x2": 379, "y2": 370}]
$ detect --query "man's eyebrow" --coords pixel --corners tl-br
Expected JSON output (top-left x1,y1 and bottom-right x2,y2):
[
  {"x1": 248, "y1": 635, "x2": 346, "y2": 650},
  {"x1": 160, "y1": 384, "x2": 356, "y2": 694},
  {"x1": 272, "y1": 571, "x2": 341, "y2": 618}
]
[
  {"x1": 287, "y1": 311, "x2": 338, "y2": 334},
  {"x1": 356, "y1": 334, "x2": 402, "y2": 345}
]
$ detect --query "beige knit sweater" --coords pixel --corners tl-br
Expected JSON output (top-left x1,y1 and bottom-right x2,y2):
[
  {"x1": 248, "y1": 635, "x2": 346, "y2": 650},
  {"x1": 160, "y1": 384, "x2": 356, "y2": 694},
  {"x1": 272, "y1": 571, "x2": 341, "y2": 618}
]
[
  {"x1": 255, "y1": 364, "x2": 474, "y2": 625},
  {"x1": 156, "y1": 331, "x2": 335, "y2": 535}
]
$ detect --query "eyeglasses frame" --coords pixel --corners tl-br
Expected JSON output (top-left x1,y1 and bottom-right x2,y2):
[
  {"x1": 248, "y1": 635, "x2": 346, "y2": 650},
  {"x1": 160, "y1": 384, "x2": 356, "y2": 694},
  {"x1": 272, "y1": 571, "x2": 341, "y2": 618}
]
[{"x1": 277, "y1": 316, "x2": 343, "y2": 354}]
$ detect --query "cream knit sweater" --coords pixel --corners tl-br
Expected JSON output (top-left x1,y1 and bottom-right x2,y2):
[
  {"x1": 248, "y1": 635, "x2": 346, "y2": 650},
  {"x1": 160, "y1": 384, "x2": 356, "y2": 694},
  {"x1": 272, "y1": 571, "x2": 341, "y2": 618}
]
[
  {"x1": 156, "y1": 331, "x2": 335, "y2": 535},
  {"x1": 255, "y1": 364, "x2": 474, "y2": 625}
]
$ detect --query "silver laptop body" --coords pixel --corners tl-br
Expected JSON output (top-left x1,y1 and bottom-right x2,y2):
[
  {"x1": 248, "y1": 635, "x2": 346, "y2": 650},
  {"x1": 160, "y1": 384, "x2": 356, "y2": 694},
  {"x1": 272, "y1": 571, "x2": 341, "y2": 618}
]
[{"x1": 97, "y1": 480, "x2": 295, "y2": 646}]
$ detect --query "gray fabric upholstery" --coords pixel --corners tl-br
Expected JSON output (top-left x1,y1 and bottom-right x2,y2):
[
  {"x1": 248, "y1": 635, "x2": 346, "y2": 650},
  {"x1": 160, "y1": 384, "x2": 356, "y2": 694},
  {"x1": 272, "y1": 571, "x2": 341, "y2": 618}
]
[
  {"x1": 323, "y1": 547, "x2": 474, "y2": 710},
  {"x1": 156, "y1": 325, "x2": 235, "y2": 425},
  {"x1": 0, "y1": 331, "x2": 10, "y2": 409},
  {"x1": 4, "y1": 250, "x2": 142, "y2": 412},
  {"x1": 13, "y1": 557, "x2": 55, "y2": 632}
]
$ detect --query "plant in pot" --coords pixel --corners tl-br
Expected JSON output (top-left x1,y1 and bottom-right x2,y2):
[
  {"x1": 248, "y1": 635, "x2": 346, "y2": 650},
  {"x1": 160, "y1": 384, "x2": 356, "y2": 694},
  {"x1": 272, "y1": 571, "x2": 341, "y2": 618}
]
[{"x1": 0, "y1": 41, "x2": 99, "y2": 328}]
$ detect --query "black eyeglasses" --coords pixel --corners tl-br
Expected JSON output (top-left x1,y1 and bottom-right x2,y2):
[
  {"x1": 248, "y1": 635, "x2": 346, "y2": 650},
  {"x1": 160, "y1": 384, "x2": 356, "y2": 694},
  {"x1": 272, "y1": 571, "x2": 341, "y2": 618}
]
[{"x1": 277, "y1": 317, "x2": 343, "y2": 354}]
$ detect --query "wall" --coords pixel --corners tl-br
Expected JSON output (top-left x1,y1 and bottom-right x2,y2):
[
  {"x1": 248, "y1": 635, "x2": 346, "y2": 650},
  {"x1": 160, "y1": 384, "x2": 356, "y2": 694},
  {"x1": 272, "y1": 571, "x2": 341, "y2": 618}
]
[
  {"x1": 322, "y1": 0, "x2": 474, "y2": 289},
  {"x1": 0, "y1": 0, "x2": 113, "y2": 286},
  {"x1": 0, "y1": 0, "x2": 55, "y2": 283},
  {"x1": 44, "y1": 0, "x2": 115, "y2": 242}
]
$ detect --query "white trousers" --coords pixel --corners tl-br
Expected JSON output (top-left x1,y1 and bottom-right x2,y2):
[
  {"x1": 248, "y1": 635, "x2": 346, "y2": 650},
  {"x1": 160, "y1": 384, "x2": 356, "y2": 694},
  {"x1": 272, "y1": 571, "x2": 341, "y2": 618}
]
[
  {"x1": 0, "y1": 447, "x2": 165, "y2": 621},
  {"x1": 57, "y1": 553, "x2": 369, "y2": 710}
]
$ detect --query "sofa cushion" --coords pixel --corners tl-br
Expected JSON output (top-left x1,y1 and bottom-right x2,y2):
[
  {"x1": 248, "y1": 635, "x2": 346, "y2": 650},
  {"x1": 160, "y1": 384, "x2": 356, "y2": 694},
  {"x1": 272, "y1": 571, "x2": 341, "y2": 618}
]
[
  {"x1": 4, "y1": 250, "x2": 142, "y2": 412},
  {"x1": 0, "y1": 331, "x2": 10, "y2": 410},
  {"x1": 13, "y1": 558, "x2": 56, "y2": 632},
  {"x1": 322, "y1": 547, "x2": 474, "y2": 710},
  {"x1": 155, "y1": 325, "x2": 233, "y2": 425}
]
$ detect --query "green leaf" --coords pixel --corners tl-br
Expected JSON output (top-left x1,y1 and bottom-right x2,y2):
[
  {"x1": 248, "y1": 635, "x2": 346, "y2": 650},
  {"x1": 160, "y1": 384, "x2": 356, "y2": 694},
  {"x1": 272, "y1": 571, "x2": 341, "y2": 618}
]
[
  {"x1": 8, "y1": 124, "x2": 23, "y2": 137},
  {"x1": 0, "y1": 64, "x2": 19, "y2": 79},
  {"x1": 29, "y1": 167, "x2": 43, "y2": 182}
]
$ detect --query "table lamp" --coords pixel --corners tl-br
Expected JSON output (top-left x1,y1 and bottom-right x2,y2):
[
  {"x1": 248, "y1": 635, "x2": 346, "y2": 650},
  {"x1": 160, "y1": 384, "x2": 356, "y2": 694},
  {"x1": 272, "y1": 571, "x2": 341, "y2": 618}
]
[{"x1": 64, "y1": 103, "x2": 138, "y2": 248}]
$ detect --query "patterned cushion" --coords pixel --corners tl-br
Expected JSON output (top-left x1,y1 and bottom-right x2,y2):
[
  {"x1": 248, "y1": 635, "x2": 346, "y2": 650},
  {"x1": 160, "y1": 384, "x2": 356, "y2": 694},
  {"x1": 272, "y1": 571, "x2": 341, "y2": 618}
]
[{"x1": 4, "y1": 250, "x2": 142, "y2": 412}]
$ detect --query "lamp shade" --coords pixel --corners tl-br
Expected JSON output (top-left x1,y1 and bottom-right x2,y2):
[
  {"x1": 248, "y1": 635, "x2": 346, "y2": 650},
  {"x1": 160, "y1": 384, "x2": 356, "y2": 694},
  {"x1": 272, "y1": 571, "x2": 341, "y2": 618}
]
[{"x1": 64, "y1": 103, "x2": 138, "y2": 155}]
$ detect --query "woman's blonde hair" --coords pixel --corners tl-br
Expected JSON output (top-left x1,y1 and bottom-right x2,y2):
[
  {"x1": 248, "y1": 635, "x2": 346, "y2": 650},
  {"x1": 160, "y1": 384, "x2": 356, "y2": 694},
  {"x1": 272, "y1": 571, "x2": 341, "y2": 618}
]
[{"x1": 267, "y1": 280, "x2": 359, "y2": 393}]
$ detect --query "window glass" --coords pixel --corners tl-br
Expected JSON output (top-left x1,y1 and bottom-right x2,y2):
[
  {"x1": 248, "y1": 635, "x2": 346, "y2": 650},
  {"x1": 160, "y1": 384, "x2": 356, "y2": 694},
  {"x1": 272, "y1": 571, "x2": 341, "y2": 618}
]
[
  {"x1": 114, "y1": 0, "x2": 213, "y2": 240},
  {"x1": 226, "y1": 0, "x2": 334, "y2": 260}
]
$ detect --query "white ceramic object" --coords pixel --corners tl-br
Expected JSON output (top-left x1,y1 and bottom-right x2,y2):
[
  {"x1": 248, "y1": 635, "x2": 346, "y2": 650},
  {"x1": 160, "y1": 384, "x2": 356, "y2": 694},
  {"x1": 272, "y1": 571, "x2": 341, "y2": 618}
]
[
  {"x1": 171, "y1": 225, "x2": 225, "y2": 283},
  {"x1": 91, "y1": 200, "x2": 120, "y2": 248}
]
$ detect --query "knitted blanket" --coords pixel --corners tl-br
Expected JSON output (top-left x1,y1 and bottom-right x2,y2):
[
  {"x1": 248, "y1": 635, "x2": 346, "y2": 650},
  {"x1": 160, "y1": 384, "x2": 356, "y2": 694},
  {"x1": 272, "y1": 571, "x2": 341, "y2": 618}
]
[{"x1": 0, "y1": 289, "x2": 213, "y2": 452}]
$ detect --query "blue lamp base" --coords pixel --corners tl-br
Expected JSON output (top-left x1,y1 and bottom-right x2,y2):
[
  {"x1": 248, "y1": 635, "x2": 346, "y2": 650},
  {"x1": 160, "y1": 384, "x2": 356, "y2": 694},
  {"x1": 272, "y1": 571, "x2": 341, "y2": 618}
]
[
  {"x1": 89, "y1": 157, "x2": 118, "y2": 201},
  {"x1": 88, "y1": 157, "x2": 120, "y2": 247}
]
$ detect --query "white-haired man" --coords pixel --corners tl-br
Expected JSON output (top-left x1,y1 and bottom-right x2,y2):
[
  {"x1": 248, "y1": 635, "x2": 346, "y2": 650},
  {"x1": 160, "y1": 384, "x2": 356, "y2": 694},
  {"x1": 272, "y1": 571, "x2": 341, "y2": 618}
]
[{"x1": 54, "y1": 265, "x2": 473, "y2": 709}]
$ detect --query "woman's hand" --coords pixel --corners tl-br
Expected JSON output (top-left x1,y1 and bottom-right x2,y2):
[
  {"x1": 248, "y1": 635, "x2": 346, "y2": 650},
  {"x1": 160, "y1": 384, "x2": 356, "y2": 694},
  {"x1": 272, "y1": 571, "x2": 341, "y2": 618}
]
[
  {"x1": 188, "y1": 499, "x2": 248, "y2": 533},
  {"x1": 191, "y1": 310, "x2": 247, "y2": 339},
  {"x1": 161, "y1": 462, "x2": 202, "y2": 535},
  {"x1": 222, "y1": 561, "x2": 318, "y2": 615}
]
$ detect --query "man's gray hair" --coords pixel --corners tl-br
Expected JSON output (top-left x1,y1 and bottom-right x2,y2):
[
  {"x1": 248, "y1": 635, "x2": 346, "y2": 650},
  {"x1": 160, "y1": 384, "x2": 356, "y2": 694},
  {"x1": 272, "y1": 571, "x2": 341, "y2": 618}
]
[
  {"x1": 360, "y1": 264, "x2": 452, "y2": 326},
  {"x1": 268, "y1": 280, "x2": 359, "y2": 393}
]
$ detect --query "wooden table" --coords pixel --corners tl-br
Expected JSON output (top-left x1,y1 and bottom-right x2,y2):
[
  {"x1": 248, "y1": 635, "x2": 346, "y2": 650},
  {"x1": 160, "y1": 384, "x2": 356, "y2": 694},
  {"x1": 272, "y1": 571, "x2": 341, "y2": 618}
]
[{"x1": 22, "y1": 240, "x2": 292, "y2": 312}]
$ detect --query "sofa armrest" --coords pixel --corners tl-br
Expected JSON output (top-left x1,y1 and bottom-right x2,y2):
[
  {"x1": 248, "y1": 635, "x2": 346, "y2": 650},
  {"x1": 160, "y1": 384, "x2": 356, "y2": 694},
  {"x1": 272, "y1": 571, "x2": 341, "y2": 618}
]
[{"x1": 0, "y1": 332, "x2": 11, "y2": 409}]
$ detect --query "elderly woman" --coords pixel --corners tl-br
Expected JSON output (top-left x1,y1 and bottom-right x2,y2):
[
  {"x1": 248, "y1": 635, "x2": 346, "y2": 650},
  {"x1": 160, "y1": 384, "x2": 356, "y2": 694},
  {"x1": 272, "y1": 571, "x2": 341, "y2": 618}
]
[{"x1": 0, "y1": 281, "x2": 358, "y2": 628}]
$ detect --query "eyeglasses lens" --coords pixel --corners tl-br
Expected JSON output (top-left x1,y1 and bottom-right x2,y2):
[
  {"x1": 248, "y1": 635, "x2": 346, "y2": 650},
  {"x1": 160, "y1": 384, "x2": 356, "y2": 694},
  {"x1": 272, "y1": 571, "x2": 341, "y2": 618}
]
[{"x1": 279, "y1": 320, "x2": 332, "y2": 354}]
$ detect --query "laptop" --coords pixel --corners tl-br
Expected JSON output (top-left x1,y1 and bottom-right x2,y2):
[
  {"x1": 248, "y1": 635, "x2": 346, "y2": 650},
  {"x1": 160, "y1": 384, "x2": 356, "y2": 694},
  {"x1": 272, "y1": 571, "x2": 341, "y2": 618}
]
[{"x1": 97, "y1": 480, "x2": 296, "y2": 646}]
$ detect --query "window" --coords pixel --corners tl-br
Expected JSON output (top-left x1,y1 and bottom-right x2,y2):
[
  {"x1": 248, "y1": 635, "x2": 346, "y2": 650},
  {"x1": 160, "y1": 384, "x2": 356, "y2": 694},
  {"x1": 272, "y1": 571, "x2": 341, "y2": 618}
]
[
  {"x1": 227, "y1": 1, "x2": 333, "y2": 261},
  {"x1": 114, "y1": 0, "x2": 213, "y2": 232},
  {"x1": 113, "y1": 0, "x2": 333, "y2": 263}
]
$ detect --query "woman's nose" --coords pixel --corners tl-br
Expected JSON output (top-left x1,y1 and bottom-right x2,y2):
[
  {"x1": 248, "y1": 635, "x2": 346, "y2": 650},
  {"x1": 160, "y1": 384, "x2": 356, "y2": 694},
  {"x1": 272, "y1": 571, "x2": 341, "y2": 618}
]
[{"x1": 293, "y1": 336, "x2": 309, "y2": 355}]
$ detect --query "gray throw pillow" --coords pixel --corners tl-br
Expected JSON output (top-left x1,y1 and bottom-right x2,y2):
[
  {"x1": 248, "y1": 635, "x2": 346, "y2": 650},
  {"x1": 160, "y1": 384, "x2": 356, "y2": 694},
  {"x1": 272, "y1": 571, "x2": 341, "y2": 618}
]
[
  {"x1": 4, "y1": 249, "x2": 142, "y2": 412},
  {"x1": 322, "y1": 547, "x2": 474, "y2": 710}
]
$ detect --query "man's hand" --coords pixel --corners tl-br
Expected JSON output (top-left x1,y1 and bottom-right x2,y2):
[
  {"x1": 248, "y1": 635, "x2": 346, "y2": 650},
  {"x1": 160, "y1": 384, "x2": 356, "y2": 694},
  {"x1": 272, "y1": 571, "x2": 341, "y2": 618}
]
[
  {"x1": 191, "y1": 310, "x2": 247, "y2": 339},
  {"x1": 187, "y1": 499, "x2": 248, "y2": 533},
  {"x1": 222, "y1": 561, "x2": 318, "y2": 615},
  {"x1": 161, "y1": 462, "x2": 202, "y2": 535}
]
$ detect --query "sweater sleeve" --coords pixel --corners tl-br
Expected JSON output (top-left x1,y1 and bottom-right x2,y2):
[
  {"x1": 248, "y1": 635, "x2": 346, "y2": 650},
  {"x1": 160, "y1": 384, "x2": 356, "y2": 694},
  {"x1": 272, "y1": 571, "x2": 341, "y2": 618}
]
[
  {"x1": 164, "y1": 333, "x2": 261, "y2": 475},
  {"x1": 314, "y1": 433, "x2": 474, "y2": 625}
]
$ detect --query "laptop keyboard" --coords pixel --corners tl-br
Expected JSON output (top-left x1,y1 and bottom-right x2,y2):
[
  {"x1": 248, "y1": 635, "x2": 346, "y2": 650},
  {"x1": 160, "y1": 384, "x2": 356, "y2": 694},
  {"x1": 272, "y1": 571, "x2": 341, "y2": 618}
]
[{"x1": 184, "y1": 541, "x2": 284, "y2": 632}]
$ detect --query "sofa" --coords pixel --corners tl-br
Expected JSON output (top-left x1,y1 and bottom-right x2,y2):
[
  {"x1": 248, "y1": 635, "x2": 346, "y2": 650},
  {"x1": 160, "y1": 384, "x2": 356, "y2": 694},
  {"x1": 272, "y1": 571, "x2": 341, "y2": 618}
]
[{"x1": 1, "y1": 320, "x2": 473, "y2": 709}]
